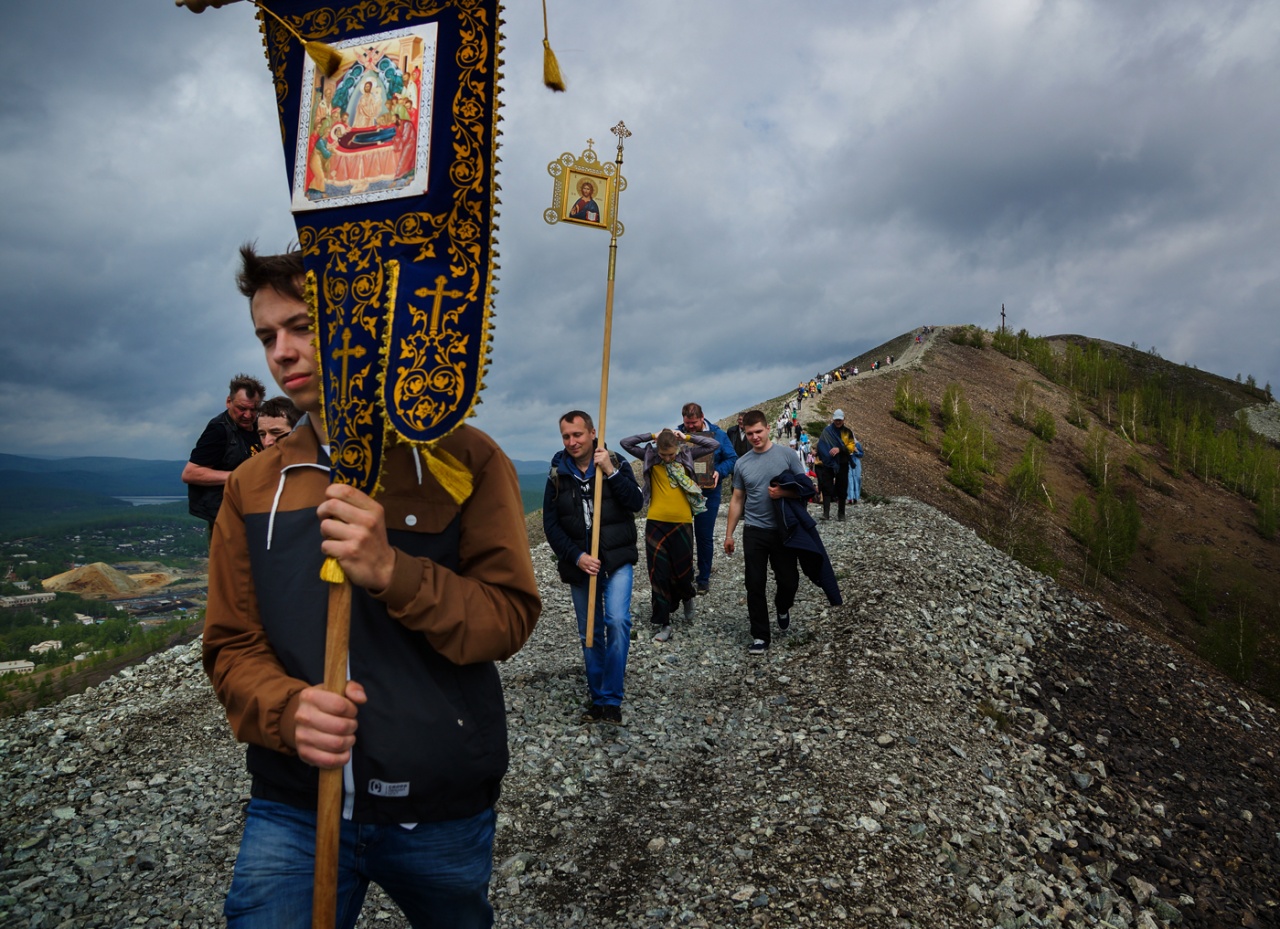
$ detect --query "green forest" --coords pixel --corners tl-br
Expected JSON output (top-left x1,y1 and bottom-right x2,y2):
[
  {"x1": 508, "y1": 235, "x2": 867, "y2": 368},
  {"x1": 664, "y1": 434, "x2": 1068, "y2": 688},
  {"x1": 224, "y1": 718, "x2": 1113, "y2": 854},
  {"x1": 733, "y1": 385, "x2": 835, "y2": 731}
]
[
  {"x1": 988, "y1": 328, "x2": 1278, "y2": 539},
  {"x1": 2, "y1": 503, "x2": 207, "y2": 579},
  {"x1": 0, "y1": 589, "x2": 163, "y2": 665}
]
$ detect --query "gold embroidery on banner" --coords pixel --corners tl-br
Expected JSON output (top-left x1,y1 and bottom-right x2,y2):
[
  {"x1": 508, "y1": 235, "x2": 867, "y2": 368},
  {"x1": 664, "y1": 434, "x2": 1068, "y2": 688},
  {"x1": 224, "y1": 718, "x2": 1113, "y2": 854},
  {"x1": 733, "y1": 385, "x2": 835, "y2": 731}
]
[
  {"x1": 298, "y1": 239, "x2": 387, "y2": 491},
  {"x1": 272, "y1": 0, "x2": 499, "y2": 471},
  {"x1": 394, "y1": 274, "x2": 468, "y2": 432}
]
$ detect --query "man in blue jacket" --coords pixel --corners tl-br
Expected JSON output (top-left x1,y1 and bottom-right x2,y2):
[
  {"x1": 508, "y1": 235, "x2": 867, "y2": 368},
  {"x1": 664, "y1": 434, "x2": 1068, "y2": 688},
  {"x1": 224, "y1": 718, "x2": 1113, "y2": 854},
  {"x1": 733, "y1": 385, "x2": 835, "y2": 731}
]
[
  {"x1": 678, "y1": 402, "x2": 738, "y2": 595},
  {"x1": 543, "y1": 411, "x2": 644, "y2": 724}
]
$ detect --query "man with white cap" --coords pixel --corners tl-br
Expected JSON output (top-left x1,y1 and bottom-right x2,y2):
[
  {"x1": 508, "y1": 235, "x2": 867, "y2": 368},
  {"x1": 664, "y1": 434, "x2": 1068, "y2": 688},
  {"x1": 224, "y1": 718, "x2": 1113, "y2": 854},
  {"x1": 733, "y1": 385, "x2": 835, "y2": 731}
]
[{"x1": 815, "y1": 409, "x2": 855, "y2": 521}]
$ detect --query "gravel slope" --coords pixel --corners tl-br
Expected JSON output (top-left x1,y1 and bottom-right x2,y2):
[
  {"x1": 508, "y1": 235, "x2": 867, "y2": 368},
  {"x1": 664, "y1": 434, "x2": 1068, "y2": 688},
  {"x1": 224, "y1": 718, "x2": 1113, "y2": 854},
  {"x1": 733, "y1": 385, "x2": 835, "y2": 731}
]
[{"x1": 2, "y1": 499, "x2": 1276, "y2": 928}]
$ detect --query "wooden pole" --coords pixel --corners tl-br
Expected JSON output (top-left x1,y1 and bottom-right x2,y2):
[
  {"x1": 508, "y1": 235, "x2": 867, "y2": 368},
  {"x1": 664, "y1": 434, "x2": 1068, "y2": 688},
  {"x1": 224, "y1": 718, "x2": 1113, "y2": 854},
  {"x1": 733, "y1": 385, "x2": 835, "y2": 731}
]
[
  {"x1": 313, "y1": 577, "x2": 351, "y2": 929},
  {"x1": 584, "y1": 121, "x2": 630, "y2": 649},
  {"x1": 584, "y1": 261, "x2": 616, "y2": 648}
]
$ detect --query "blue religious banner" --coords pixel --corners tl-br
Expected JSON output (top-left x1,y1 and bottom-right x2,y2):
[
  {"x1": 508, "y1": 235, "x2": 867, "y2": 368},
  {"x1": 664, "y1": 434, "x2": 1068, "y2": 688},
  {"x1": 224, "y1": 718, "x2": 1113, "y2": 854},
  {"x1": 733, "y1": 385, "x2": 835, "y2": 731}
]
[{"x1": 259, "y1": 0, "x2": 501, "y2": 497}]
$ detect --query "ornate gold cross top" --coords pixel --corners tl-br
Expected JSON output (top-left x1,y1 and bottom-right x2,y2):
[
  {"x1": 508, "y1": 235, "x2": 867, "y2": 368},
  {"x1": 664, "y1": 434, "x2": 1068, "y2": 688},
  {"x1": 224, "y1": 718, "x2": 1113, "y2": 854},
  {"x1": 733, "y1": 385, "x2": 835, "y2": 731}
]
[{"x1": 611, "y1": 121, "x2": 631, "y2": 156}]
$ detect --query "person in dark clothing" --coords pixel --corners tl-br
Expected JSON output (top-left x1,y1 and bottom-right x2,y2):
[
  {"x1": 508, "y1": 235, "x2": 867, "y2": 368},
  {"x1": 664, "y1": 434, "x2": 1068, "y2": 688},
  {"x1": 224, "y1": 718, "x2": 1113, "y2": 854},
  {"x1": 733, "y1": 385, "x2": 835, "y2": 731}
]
[
  {"x1": 182, "y1": 373, "x2": 265, "y2": 536},
  {"x1": 543, "y1": 411, "x2": 644, "y2": 724},
  {"x1": 726, "y1": 412, "x2": 751, "y2": 458},
  {"x1": 815, "y1": 408, "x2": 855, "y2": 521}
]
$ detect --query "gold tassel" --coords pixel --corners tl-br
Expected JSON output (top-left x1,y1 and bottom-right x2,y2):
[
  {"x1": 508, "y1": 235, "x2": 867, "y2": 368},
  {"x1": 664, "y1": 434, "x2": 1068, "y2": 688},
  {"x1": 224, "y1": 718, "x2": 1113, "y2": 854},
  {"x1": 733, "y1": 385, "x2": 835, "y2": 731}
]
[
  {"x1": 542, "y1": 40, "x2": 565, "y2": 92},
  {"x1": 422, "y1": 447, "x2": 475, "y2": 505},
  {"x1": 541, "y1": 0, "x2": 566, "y2": 91},
  {"x1": 303, "y1": 40, "x2": 350, "y2": 79},
  {"x1": 255, "y1": 1, "x2": 353, "y2": 78},
  {"x1": 319, "y1": 556, "x2": 346, "y2": 584}
]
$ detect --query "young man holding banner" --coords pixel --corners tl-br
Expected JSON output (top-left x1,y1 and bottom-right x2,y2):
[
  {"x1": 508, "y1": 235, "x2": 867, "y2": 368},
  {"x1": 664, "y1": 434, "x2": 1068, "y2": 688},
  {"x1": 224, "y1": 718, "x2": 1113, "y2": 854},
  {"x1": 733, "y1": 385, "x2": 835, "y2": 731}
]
[{"x1": 202, "y1": 246, "x2": 540, "y2": 928}]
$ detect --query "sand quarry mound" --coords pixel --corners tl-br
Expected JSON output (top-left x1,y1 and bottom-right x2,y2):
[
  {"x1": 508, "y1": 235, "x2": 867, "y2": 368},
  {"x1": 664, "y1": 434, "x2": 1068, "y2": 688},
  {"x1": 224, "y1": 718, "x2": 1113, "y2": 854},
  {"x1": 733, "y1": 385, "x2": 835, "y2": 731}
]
[{"x1": 42, "y1": 563, "x2": 172, "y2": 599}]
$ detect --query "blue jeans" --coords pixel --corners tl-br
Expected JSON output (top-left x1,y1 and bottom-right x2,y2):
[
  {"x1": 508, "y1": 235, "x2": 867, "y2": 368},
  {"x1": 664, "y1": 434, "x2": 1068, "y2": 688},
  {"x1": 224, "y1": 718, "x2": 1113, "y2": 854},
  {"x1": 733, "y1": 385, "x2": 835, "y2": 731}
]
[
  {"x1": 224, "y1": 799, "x2": 495, "y2": 929},
  {"x1": 570, "y1": 563, "x2": 633, "y2": 707},
  {"x1": 693, "y1": 487, "x2": 721, "y2": 587}
]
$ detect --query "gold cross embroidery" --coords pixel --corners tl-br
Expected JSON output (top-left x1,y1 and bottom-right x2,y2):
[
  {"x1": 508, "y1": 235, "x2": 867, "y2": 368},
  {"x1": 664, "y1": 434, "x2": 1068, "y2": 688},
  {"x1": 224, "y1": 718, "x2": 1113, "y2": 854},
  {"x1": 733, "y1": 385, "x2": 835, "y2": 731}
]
[
  {"x1": 333, "y1": 327, "x2": 367, "y2": 404},
  {"x1": 417, "y1": 275, "x2": 465, "y2": 338}
]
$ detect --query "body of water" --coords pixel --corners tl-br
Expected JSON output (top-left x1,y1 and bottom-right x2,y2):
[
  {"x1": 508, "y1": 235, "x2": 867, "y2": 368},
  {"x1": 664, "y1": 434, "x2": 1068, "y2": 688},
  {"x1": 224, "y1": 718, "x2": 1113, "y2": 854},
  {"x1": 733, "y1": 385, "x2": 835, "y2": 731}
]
[{"x1": 114, "y1": 496, "x2": 187, "y2": 506}]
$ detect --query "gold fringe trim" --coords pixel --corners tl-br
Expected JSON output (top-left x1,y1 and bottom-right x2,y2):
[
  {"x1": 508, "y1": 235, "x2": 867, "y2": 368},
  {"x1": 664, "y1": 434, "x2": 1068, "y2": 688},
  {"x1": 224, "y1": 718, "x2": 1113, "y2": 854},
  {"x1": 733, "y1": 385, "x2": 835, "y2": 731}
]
[
  {"x1": 319, "y1": 556, "x2": 346, "y2": 584},
  {"x1": 303, "y1": 271, "x2": 332, "y2": 451},
  {"x1": 422, "y1": 446, "x2": 474, "y2": 505}
]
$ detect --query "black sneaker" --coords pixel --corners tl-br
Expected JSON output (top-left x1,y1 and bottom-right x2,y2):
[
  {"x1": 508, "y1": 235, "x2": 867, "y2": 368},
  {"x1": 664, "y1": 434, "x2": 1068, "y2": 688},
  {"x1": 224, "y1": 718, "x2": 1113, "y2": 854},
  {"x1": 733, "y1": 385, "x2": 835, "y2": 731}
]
[
  {"x1": 601, "y1": 705, "x2": 623, "y2": 725},
  {"x1": 777, "y1": 610, "x2": 791, "y2": 632},
  {"x1": 748, "y1": 639, "x2": 768, "y2": 656},
  {"x1": 696, "y1": 583, "x2": 710, "y2": 596},
  {"x1": 582, "y1": 704, "x2": 604, "y2": 723}
]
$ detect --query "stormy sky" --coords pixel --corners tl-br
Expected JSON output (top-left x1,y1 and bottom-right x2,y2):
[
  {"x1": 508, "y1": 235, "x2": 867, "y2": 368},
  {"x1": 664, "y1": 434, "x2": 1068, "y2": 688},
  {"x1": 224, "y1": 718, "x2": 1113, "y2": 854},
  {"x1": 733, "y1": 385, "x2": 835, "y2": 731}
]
[{"x1": 1, "y1": 0, "x2": 1277, "y2": 464}]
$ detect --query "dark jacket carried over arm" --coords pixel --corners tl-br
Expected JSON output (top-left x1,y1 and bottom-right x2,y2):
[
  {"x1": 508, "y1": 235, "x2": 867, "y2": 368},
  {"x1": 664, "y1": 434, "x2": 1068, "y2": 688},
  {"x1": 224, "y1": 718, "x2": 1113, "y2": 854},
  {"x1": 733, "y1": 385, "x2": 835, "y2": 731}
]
[
  {"x1": 542, "y1": 447, "x2": 643, "y2": 585},
  {"x1": 770, "y1": 470, "x2": 843, "y2": 606}
]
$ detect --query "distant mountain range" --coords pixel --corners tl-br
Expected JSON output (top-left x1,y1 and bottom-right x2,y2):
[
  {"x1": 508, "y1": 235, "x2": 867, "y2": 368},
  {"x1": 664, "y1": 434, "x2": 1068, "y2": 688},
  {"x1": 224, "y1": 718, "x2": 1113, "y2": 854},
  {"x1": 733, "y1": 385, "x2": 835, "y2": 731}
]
[
  {"x1": 0, "y1": 454, "x2": 188, "y2": 498},
  {"x1": 0, "y1": 453, "x2": 552, "y2": 522},
  {"x1": 1, "y1": 453, "x2": 549, "y2": 491}
]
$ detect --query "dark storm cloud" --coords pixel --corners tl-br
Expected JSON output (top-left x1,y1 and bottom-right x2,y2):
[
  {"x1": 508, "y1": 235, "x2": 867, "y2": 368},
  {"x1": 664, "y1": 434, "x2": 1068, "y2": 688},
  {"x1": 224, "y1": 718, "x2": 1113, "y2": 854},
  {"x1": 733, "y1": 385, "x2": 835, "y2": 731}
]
[
  {"x1": 0, "y1": 1, "x2": 291, "y2": 457},
  {"x1": 0, "y1": 0, "x2": 1276, "y2": 465}
]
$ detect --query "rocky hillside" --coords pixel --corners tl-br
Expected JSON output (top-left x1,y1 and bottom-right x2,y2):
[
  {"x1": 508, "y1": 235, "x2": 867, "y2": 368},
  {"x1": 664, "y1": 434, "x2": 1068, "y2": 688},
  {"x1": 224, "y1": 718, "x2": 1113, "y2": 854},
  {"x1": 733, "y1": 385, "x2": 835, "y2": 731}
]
[
  {"x1": 2, "y1": 500, "x2": 1276, "y2": 928},
  {"x1": 750, "y1": 328, "x2": 1280, "y2": 703}
]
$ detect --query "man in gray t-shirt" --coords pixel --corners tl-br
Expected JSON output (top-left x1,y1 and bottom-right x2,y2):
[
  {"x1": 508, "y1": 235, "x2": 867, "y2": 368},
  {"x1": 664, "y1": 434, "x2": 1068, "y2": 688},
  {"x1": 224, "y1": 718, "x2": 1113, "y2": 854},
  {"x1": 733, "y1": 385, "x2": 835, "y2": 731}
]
[{"x1": 725, "y1": 410, "x2": 802, "y2": 655}]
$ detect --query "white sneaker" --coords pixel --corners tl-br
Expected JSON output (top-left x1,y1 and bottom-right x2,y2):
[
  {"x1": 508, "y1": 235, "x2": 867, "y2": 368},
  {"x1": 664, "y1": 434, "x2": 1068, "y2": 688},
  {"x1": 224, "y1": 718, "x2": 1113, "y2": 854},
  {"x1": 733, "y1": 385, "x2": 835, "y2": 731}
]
[{"x1": 653, "y1": 625, "x2": 673, "y2": 642}]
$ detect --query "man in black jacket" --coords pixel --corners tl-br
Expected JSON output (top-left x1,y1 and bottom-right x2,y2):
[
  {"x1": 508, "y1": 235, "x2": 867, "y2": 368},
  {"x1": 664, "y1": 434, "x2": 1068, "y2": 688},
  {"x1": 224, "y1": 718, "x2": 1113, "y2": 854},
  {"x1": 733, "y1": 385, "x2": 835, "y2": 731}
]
[
  {"x1": 726, "y1": 412, "x2": 751, "y2": 458},
  {"x1": 543, "y1": 410, "x2": 644, "y2": 724},
  {"x1": 181, "y1": 373, "x2": 265, "y2": 537}
]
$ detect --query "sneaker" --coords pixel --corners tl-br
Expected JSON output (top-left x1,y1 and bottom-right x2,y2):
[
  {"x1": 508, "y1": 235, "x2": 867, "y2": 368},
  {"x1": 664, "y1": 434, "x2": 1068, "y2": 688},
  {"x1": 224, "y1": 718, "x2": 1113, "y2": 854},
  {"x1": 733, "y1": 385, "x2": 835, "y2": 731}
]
[
  {"x1": 683, "y1": 599, "x2": 695, "y2": 621},
  {"x1": 696, "y1": 583, "x2": 710, "y2": 596},
  {"x1": 777, "y1": 610, "x2": 791, "y2": 632},
  {"x1": 582, "y1": 704, "x2": 604, "y2": 723},
  {"x1": 653, "y1": 625, "x2": 673, "y2": 642},
  {"x1": 600, "y1": 705, "x2": 623, "y2": 725},
  {"x1": 748, "y1": 639, "x2": 768, "y2": 656}
]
